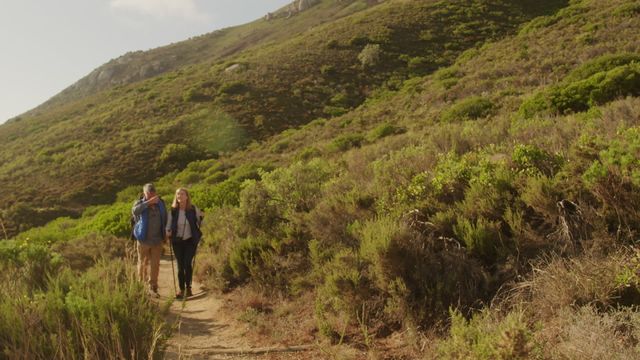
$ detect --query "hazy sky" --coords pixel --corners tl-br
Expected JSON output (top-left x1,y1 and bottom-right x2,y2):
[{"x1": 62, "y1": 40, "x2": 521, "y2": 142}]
[{"x1": 0, "y1": 0, "x2": 291, "y2": 123}]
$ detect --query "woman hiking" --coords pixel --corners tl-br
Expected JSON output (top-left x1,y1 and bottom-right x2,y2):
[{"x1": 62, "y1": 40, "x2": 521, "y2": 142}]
[{"x1": 166, "y1": 188, "x2": 204, "y2": 299}]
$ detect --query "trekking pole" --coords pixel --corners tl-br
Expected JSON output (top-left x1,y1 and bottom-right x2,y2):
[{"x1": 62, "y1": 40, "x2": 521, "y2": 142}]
[{"x1": 168, "y1": 238, "x2": 177, "y2": 296}]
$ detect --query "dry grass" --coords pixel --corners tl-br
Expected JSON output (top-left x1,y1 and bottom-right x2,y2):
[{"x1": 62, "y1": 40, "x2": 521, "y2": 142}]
[
  {"x1": 506, "y1": 250, "x2": 632, "y2": 320},
  {"x1": 537, "y1": 306, "x2": 640, "y2": 359}
]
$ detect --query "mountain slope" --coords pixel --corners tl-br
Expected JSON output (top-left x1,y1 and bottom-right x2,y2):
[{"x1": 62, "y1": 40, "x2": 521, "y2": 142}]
[
  {"x1": 6, "y1": 0, "x2": 640, "y2": 357},
  {"x1": 32, "y1": 0, "x2": 383, "y2": 114},
  {"x1": 0, "y1": 0, "x2": 566, "y2": 236}
]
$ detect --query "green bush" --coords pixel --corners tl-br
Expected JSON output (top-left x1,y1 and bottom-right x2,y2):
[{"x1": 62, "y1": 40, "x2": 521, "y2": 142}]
[
  {"x1": 349, "y1": 35, "x2": 369, "y2": 47},
  {"x1": 82, "y1": 203, "x2": 130, "y2": 238},
  {"x1": 329, "y1": 133, "x2": 365, "y2": 152},
  {"x1": 437, "y1": 309, "x2": 533, "y2": 360},
  {"x1": 323, "y1": 105, "x2": 349, "y2": 117},
  {"x1": 357, "y1": 216, "x2": 488, "y2": 327},
  {"x1": 219, "y1": 81, "x2": 247, "y2": 95},
  {"x1": 520, "y1": 55, "x2": 640, "y2": 117},
  {"x1": 614, "y1": 3, "x2": 640, "y2": 17},
  {"x1": 551, "y1": 62, "x2": 640, "y2": 114},
  {"x1": 314, "y1": 248, "x2": 378, "y2": 340},
  {"x1": 454, "y1": 217, "x2": 505, "y2": 264},
  {"x1": 228, "y1": 235, "x2": 273, "y2": 284},
  {"x1": 260, "y1": 159, "x2": 334, "y2": 214},
  {"x1": 191, "y1": 177, "x2": 245, "y2": 209},
  {"x1": 271, "y1": 140, "x2": 290, "y2": 153},
  {"x1": 191, "y1": 165, "x2": 263, "y2": 209},
  {"x1": 564, "y1": 53, "x2": 640, "y2": 83},
  {"x1": 295, "y1": 146, "x2": 321, "y2": 161},
  {"x1": 0, "y1": 260, "x2": 167, "y2": 359},
  {"x1": 367, "y1": 123, "x2": 404, "y2": 141},
  {"x1": 239, "y1": 180, "x2": 280, "y2": 234},
  {"x1": 358, "y1": 44, "x2": 382, "y2": 68},
  {"x1": 159, "y1": 143, "x2": 202, "y2": 168},
  {"x1": 183, "y1": 87, "x2": 209, "y2": 102},
  {"x1": 512, "y1": 144, "x2": 564, "y2": 177},
  {"x1": 441, "y1": 97, "x2": 494, "y2": 122}
]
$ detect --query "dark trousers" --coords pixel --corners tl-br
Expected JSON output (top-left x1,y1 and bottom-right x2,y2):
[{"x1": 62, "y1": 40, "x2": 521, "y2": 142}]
[{"x1": 172, "y1": 238, "x2": 197, "y2": 291}]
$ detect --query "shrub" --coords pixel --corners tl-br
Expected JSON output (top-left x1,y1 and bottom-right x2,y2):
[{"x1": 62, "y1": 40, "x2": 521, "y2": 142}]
[
  {"x1": 349, "y1": 35, "x2": 369, "y2": 47},
  {"x1": 228, "y1": 235, "x2": 273, "y2": 284},
  {"x1": 323, "y1": 105, "x2": 349, "y2": 117},
  {"x1": 159, "y1": 143, "x2": 202, "y2": 168},
  {"x1": 358, "y1": 44, "x2": 382, "y2": 68},
  {"x1": 325, "y1": 39, "x2": 339, "y2": 49},
  {"x1": 191, "y1": 177, "x2": 245, "y2": 209},
  {"x1": 320, "y1": 65, "x2": 337, "y2": 76},
  {"x1": 314, "y1": 248, "x2": 379, "y2": 340},
  {"x1": 550, "y1": 62, "x2": 640, "y2": 114},
  {"x1": 442, "y1": 97, "x2": 494, "y2": 122},
  {"x1": 520, "y1": 55, "x2": 640, "y2": 117},
  {"x1": 583, "y1": 126, "x2": 640, "y2": 187},
  {"x1": 260, "y1": 159, "x2": 334, "y2": 214},
  {"x1": 191, "y1": 165, "x2": 263, "y2": 210},
  {"x1": 295, "y1": 146, "x2": 321, "y2": 161},
  {"x1": 437, "y1": 309, "x2": 533, "y2": 360},
  {"x1": 407, "y1": 56, "x2": 430, "y2": 74},
  {"x1": 367, "y1": 123, "x2": 404, "y2": 141},
  {"x1": 183, "y1": 87, "x2": 209, "y2": 102},
  {"x1": 454, "y1": 217, "x2": 505, "y2": 264},
  {"x1": 329, "y1": 92, "x2": 352, "y2": 107},
  {"x1": 84, "y1": 202, "x2": 132, "y2": 238},
  {"x1": 329, "y1": 133, "x2": 365, "y2": 152},
  {"x1": 271, "y1": 140, "x2": 290, "y2": 153},
  {"x1": 219, "y1": 81, "x2": 247, "y2": 95},
  {"x1": 614, "y1": 3, "x2": 640, "y2": 17},
  {"x1": 512, "y1": 144, "x2": 564, "y2": 177},
  {"x1": 564, "y1": 53, "x2": 640, "y2": 83},
  {"x1": 238, "y1": 180, "x2": 280, "y2": 234},
  {"x1": 357, "y1": 216, "x2": 488, "y2": 327}
]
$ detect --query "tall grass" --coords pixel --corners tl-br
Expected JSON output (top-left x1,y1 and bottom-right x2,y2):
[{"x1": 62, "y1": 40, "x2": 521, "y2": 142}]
[{"x1": 0, "y1": 254, "x2": 168, "y2": 360}]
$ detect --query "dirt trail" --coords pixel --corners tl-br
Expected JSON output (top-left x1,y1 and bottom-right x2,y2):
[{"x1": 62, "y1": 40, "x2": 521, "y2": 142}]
[{"x1": 156, "y1": 254, "x2": 315, "y2": 359}]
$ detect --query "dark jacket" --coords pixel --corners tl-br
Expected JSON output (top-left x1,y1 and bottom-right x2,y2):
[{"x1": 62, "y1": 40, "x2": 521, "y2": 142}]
[{"x1": 169, "y1": 206, "x2": 202, "y2": 244}]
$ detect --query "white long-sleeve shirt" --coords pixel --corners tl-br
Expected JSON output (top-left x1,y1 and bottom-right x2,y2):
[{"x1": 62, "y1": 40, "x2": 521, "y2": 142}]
[{"x1": 166, "y1": 206, "x2": 203, "y2": 240}]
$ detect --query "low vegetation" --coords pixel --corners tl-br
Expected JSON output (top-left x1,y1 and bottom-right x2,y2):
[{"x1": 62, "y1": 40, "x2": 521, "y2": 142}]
[{"x1": 3, "y1": 0, "x2": 640, "y2": 358}]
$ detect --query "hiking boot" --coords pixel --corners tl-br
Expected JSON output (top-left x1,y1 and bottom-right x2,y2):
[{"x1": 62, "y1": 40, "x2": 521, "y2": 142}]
[
  {"x1": 186, "y1": 287, "x2": 193, "y2": 297},
  {"x1": 176, "y1": 290, "x2": 185, "y2": 299}
]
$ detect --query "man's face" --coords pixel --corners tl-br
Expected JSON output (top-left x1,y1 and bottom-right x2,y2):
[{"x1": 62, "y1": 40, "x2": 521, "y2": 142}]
[{"x1": 144, "y1": 191, "x2": 156, "y2": 200}]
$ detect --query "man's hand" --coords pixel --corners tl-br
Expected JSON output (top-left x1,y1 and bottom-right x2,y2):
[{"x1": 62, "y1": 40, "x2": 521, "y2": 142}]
[{"x1": 146, "y1": 195, "x2": 159, "y2": 205}]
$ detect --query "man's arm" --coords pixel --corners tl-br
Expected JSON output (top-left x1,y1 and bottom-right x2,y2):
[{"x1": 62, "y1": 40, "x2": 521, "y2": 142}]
[{"x1": 132, "y1": 199, "x2": 147, "y2": 216}]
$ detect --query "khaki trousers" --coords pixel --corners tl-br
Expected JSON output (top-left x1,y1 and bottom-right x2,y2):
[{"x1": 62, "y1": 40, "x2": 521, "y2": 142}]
[{"x1": 137, "y1": 242, "x2": 163, "y2": 290}]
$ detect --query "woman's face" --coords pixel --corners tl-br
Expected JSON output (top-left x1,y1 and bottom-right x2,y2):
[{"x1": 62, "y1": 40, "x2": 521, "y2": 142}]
[{"x1": 176, "y1": 190, "x2": 188, "y2": 205}]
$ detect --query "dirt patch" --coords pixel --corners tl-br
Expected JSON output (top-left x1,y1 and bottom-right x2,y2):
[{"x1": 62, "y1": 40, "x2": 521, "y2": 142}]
[{"x1": 156, "y1": 254, "x2": 321, "y2": 359}]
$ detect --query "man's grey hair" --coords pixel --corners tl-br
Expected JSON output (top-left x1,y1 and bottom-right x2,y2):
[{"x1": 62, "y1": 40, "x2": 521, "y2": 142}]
[{"x1": 143, "y1": 183, "x2": 156, "y2": 193}]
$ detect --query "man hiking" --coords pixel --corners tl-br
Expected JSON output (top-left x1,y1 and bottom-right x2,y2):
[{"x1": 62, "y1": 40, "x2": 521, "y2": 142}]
[{"x1": 132, "y1": 183, "x2": 167, "y2": 297}]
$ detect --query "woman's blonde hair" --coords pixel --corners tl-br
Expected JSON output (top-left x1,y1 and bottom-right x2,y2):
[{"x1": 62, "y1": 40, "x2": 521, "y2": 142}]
[{"x1": 171, "y1": 188, "x2": 193, "y2": 210}]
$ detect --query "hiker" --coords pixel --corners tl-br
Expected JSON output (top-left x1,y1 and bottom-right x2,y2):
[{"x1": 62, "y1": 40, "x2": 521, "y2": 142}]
[
  {"x1": 166, "y1": 187, "x2": 203, "y2": 299},
  {"x1": 132, "y1": 183, "x2": 167, "y2": 297}
]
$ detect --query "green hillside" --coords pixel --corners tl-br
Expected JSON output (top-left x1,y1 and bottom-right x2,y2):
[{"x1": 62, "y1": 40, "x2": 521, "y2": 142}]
[
  {"x1": 4, "y1": 0, "x2": 640, "y2": 357},
  {"x1": 0, "y1": 0, "x2": 561, "y2": 237},
  {"x1": 37, "y1": 0, "x2": 382, "y2": 110}
]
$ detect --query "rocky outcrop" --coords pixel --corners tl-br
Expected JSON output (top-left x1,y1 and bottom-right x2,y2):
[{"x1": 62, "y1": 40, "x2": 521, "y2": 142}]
[{"x1": 266, "y1": 0, "x2": 321, "y2": 20}]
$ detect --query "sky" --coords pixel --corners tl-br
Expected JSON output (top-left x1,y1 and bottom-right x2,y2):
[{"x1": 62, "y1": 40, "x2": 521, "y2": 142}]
[{"x1": 0, "y1": 0, "x2": 292, "y2": 123}]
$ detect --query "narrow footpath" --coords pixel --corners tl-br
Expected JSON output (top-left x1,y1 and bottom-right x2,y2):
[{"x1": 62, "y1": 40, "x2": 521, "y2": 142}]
[{"x1": 156, "y1": 255, "x2": 316, "y2": 359}]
